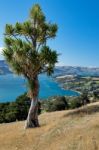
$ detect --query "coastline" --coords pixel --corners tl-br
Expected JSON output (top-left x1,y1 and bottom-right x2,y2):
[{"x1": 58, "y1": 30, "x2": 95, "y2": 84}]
[
  {"x1": 58, "y1": 85, "x2": 81, "y2": 96},
  {"x1": 53, "y1": 76, "x2": 82, "y2": 96},
  {"x1": 53, "y1": 78, "x2": 81, "y2": 96}
]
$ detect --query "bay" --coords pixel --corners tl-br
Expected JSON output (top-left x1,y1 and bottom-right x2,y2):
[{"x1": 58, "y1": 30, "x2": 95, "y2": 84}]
[{"x1": 0, "y1": 74, "x2": 79, "y2": 102}]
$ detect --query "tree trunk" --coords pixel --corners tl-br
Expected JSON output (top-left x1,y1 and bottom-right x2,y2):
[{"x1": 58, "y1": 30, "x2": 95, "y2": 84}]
[
  {"x1": 25, "y1": 76, "x2": 40, "y2": 129},
  {"x1": 25, "y1": 97, "x2": 39, "y2": 128}
]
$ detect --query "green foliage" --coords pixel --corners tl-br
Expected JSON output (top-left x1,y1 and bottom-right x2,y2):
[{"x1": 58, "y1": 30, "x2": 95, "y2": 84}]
[
  {"x1": 5, "y1": 24, "x2": 14, "y2": 35},
  {"x1": 80, "y1": 92, "x2": 90, "y2": 105},
  {"x1": 42, "y1": 96, "x2": 69, "y2": 112},
  {"x1": 5, "y1": 111, "x2": 18, "y2": 123},
  {"x1": 3, "y1": 4, "x2": 58, "y2": 103},
  {"x1": 30, "y1": 4, "x2": 46, "y2": 27},
  {"x1": 0, "y1": 93, "x2": 30, "y2": 123},
  {"x1": 69, "y1": 92, "x2": 90, "y2": 109},
  {"x1": 0, "y1": 93, "x2": 92, "y2": 123},
  {"x1": 69, "y1": 97, "x2": 82, "y2": 109},
  {"x1": 42, "y1": 95, "x2": 90, "y2": 112},
  {"x1": 3, "y1": 4, "x2": 58, "y2": 86},
  {"x1": 0, "y1": 93, "x2": 42, "y2": 123},
  {"x1": 93, "y1": 91, "x2": 99, "y2": 99}
]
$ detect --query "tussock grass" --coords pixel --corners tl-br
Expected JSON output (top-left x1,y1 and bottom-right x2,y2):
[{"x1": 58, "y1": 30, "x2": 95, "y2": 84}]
[
  {"x1": 65, "y1": 102, "x2": 99, "y2": 117},
  {"x1": 0, "y1": 102, "x2": 99, "y2": 150}
]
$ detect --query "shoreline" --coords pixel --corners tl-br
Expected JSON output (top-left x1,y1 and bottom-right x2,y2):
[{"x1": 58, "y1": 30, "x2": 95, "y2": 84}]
[
  {"x1": 59, "y1": 86, "x2": 81, "y2": 95},
  {"x1": 54, "y1": 79, "x2": 81, "y2": 96},
  {"x1": 53, "y1": 77, "x2": 82, "y2": 96}
]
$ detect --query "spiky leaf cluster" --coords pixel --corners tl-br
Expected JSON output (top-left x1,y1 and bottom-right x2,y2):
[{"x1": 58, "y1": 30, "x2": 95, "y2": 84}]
[{"x1": 3, "y1": 4, "x2": 58, "y2": 82}]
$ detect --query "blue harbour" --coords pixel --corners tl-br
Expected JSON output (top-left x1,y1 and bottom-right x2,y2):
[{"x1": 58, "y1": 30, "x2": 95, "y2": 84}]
[{"x1": 0, "y1": 74, "x2": 79, "y2": 102}]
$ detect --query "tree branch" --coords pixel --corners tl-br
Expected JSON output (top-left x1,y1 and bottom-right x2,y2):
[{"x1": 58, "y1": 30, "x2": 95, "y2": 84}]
[{"x1": 25, "y1": 36, "x2": 31, "y2": 44}]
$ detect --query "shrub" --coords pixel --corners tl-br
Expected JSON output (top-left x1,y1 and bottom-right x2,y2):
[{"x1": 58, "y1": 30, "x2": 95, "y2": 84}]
[
  {"x1": 69, "y1": 97, "x2": 82, "y2": 109},
  {"x1": 80, "y1": 92, "x2": 90, "y2": 105},
  {"x1": 5, "y1": 111, "x2": 18, "y2": 122},
  {"x1": 0, "y1": 93, "x2": 41, "y2": 123},
  {"x1": 43, "y1": 96, "x2": 69, "y2": 112},
  {"x1": 15, "y1": 93, "x2": 30, "y2": 120}
]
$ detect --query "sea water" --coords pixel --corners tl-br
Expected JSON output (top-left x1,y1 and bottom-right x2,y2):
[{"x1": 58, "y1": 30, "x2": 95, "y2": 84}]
[{"x1": 0, "y1": 74, "x2": 79, "y2": 102}]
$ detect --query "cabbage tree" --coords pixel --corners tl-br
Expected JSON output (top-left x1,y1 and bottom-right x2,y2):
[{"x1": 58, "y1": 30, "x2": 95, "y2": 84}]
[{"x1": 3, "y1": 4, "x2": 58, "y2": 128}]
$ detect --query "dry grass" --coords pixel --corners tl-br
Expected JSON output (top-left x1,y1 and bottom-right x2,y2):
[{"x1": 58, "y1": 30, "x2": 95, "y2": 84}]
[{"x1": 0, "y1": 102, "x2": 99, "y2": 150}]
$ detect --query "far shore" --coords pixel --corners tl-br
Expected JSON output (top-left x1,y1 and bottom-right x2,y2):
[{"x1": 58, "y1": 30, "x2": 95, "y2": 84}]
[{"x1": 61, "y1": 86, "x2": 81, "y2": 95}]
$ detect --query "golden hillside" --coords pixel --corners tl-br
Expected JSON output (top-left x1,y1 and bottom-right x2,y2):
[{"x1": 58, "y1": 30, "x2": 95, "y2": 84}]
[{"x1": 0, "y1": 102, "x2": 99, "y2": 150}]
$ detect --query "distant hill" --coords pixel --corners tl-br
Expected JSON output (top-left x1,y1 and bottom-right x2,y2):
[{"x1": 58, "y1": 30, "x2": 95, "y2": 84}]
[
  {"x1": 54, "y1": 66, "x2": 99, "y2": 77},
  {"x1": 0, "y1": 60, "x2": 12, "y2": 75},
  {"x1": 0, "y1": 60, "x2": 99, "y2": 76}
]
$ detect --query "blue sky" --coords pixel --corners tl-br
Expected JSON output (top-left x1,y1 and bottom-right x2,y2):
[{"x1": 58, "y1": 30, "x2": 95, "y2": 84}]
[{"x1": 0, "y1": 0, "x2": 99, "y2": 67}]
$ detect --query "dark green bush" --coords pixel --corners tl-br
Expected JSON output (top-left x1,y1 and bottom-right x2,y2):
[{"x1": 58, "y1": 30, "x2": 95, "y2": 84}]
[
  {"x1": 80, "y1": 92, "x2": 90, "y2": 105},
  {"x1": 0, "y1": 93, "x2": 91, "y2": 124},
  {"x1": 42, "y1": 96, "x2": 69, "y2": 112},
  {"x1": 15, "y1": 94, "x2": 30, "y2": 120},
  {"x1": 69, "y1": 97, "x2": 82, "y2": 109},
  {"x1": 0, "y1": 93, "x2": 41, "y2": 123},
  {"x1": 0, "y1": 93, "x2": 30, "y2": 123},
  {"x1": 5, "y1": 111, "x2": 18, "y2": 122}
]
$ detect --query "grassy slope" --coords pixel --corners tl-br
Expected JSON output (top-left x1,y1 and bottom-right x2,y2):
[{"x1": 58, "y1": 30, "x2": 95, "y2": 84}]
[{"x1": 0, "y1": 102, "x2": 99, "y2": 150}]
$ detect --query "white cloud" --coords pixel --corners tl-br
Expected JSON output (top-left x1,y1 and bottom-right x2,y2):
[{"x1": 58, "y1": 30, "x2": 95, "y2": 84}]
[{"x1": 0, "y1": 47, "x2": 4, "y2": 60}]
